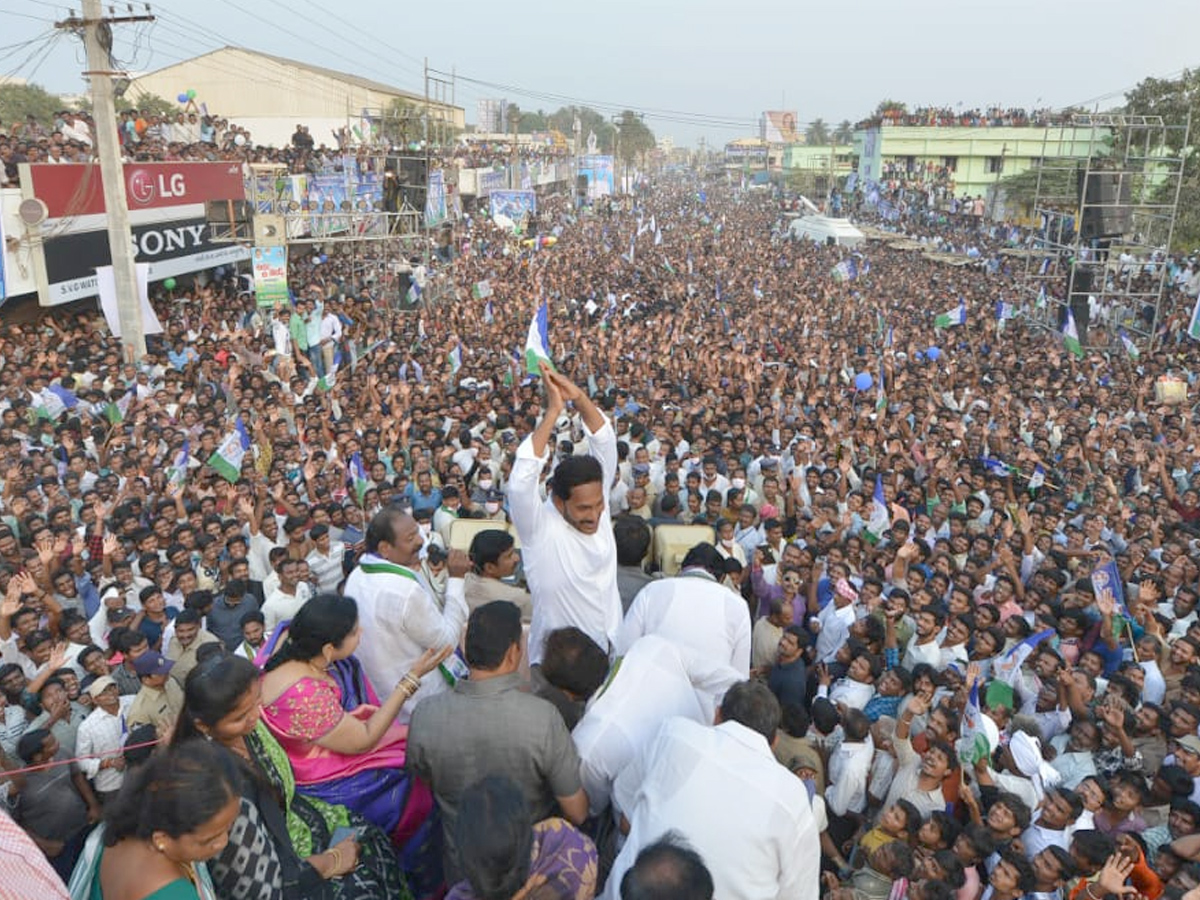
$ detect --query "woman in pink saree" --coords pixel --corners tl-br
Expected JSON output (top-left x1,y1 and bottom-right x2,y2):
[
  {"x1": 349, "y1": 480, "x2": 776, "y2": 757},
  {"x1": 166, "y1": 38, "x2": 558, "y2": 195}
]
[{"x1": 257, "y1": 593, "x2": 452, "y2": 897}]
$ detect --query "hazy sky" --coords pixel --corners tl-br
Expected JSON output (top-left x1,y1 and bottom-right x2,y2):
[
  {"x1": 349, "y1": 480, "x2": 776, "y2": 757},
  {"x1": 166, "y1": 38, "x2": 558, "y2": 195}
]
[{"x1": 2, "y1": 0, "x2": 1197, "y2": 147}]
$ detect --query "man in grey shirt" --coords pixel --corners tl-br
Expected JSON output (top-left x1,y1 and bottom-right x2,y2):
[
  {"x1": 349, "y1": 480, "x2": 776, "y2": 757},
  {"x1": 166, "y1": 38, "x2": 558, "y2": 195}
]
[
  {"x1": 407, "y1": 601, "x2": 589, "y2": 881},
  {"x1": 614, "y1": 515, "x2": 654, "y2": 613}
]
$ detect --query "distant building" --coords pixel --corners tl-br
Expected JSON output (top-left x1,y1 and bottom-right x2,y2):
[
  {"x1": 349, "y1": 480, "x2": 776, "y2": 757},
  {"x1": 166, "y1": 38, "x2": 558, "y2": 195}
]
[
  {"x1": 657, "y1": 136, "x2": 675, "y2": 153},
  {"x1": 852, "y1": 124, "x2": 1104, "y2": 201},
  {"x1": 131, "y1": 47, "x2": 464, "y2": 148},
  {"x1": 476, "y1": 99, "x2": 509, "y2": 135}
]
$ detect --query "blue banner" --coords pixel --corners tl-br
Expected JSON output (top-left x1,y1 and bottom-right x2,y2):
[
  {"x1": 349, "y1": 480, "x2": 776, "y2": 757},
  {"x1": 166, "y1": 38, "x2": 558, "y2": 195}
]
[
  {"x1": 490, "y1": 190, "x2": 537, "y2": 222},
  {"x1": 578, "y1": 155, "x2": 614, "y2": 199},
  {"x1": 425, "y1": 170, "x2": 447, "y2": 227}
]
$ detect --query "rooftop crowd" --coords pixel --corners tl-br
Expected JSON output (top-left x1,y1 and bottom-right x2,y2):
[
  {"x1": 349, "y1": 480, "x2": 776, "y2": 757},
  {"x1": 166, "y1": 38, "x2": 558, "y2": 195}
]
[
  {"x1": 0, "y1": 106, "x2": 578, "y2": 189},
  {"x1": 3, "y1": 160, "x2": 1200, "y2": 900},
  {"x1": 862, "y1": 107, "x2": 1071, "y2": 129}
]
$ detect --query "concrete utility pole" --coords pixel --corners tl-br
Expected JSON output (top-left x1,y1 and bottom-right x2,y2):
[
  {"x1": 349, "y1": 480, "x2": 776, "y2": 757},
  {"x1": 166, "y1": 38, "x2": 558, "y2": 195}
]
[{"x1": 59, "y1": 0, "x2": 154, "y2": 361}]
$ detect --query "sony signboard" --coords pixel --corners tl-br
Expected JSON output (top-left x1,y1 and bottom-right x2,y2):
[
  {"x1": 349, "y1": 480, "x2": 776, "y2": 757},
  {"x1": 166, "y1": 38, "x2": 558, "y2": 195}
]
[{"x1": 19, "y1": 161, "x2": 251, "y2": 306}]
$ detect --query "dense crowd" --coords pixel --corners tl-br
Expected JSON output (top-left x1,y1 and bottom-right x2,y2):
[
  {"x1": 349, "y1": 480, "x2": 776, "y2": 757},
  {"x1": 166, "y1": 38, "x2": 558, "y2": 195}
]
[{"x1": 5, "y1": 167, "x2": 1200, "y2": 900}]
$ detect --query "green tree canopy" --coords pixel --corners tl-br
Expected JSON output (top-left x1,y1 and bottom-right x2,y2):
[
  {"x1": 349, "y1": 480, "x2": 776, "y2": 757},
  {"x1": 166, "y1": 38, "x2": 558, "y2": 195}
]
[
  {"x1": 834, "y1": 120, "x2": 855, "y2": 145},
  {"x1": 614, "y1": 109, "x2": 655, "y2": 163},
  {"x1": 0, "y1": 83, "x2": 66, "y2": 128},
  {"x1": 806, "y1": 118, "x2": 830, "y2": 145},
  {"x1": 1124, "y1": 68, "x2": 1200, "y2": 249}
]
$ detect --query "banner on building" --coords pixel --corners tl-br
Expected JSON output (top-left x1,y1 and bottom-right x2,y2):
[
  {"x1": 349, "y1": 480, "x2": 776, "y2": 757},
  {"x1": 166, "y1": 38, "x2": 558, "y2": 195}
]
[
  {"x1": 23, "y1": 161, "x2": 244, "y2": 221},
  {"x1": 762, "y1": 111, "x2": 799, "y2": 144},
  {"x1": 578, "y1": 155, "x2": 614, "y2": 199},
  {"x1": 425, "y1": 170, "x2": 447, "y2": 227},
  {"x1": 490, "y1": 190, "x2": 537, "y2": 222},
  {"x1": 42, "y1": 217, "x2": 249, "y2": 305},
  {"x1": 478, "y1": 169, "x2": 507, "y2": 197},
  {"x1": 252, "y1": 246, "x2": 289, "y2": 308}
]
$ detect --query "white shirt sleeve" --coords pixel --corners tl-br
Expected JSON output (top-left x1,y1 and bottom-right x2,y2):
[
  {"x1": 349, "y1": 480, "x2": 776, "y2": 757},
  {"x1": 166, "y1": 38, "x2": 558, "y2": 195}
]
[
  {"x1": 506, "y1": 435, "x2": 550, "y2": 544},
  {"x1": 403, "y1": 576, "x2": 469, "y2": 654}
]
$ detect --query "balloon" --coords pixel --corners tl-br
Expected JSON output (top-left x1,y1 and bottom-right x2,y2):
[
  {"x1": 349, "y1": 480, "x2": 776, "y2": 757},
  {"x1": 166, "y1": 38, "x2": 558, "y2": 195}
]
[
  {"x1": 926, "y1": 346, "x2": 942, "y2": 361},
  {"x1": 854, "y1": 372, "x2": 873, "y2": 391},
  {"x1": 186, "y1": 89, "x2": 196, "y2": 100},
  {"x1": 177, "y1": 93, "x2": 188, "y2": 103},
  {"x1": 163, "y1": 277, "x2": 177, "y2": 290}
]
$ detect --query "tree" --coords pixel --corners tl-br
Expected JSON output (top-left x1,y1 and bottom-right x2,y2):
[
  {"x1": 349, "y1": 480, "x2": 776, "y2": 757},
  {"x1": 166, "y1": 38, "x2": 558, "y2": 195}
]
[
  {"x1": 875, "y1": 99, "x2": 907, "y2": 117},
  {"x1": 0, "y1": 83, "x2": 65, "y2": 128},
  {"x1": 505, "y1": 103, "x2": 521, "y2": 136},
  {"x1": 834, "y1": 120, "x2": 855, "y2": 145},
  {"x1": 125, "y1": 91, "x2": 178, "y2": 118},
  {"x1": 378, "y1": 98, "x2": 419, "y2": 147},
  {"x1": 518, "y1": 109, "x2": 548, "y2": 132},
  {"x1": 615, "y1": 109, "x2": 655, "y2": 164},
  {"x1": 1124, "y1": 68, "x2": 1200, "y2": 250},
  {"x1": 806, "y1": 118, "x2": 830, "y2": 146}
]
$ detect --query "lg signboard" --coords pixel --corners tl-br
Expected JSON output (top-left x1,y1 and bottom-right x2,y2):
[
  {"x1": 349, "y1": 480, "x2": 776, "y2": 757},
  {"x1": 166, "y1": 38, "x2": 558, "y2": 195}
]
[{"x1": 19, "y1": 161, "x2": 250, "y2": 305}]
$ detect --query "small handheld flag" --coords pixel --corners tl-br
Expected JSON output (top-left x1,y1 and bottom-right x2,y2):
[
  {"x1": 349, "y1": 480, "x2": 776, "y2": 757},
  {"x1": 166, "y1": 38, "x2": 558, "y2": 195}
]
[{"x1": 524, "y1": 302, "x2": 554, "y2": 375}]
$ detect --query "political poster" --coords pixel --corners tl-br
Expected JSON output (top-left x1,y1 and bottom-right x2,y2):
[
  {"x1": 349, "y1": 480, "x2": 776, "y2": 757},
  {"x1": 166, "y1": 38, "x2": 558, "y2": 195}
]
[
  {"x1": 762, "y1": 110, "x2": 799, "y2": 144},
  {"x1": 252, "y1": 246, "x2": 289, "y2": 308},
  {"x1": 490, "y1": 190, "x2": 537, "y2": 222},
  {"x1": 425, "y1": 170, "x2": 447, "y2": 227},
  {"x1": 578, "y1": 155, "x2": 614, "y2": 199}
]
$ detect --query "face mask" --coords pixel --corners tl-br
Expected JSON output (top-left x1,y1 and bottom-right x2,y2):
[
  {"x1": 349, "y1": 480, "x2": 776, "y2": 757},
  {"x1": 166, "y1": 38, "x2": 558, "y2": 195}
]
[
  {"x1": 478, "y1": 478, "x2": 493, "y2": 489},
  {"x1": 731, "y1": 477, "x2": 746, "y2": 490},
  {"x1": 721, "y1": 538, "x2": 734, "y2": 548},
  {"x1": 485, "y1": 501, "x2": 501, "y2": 514}
]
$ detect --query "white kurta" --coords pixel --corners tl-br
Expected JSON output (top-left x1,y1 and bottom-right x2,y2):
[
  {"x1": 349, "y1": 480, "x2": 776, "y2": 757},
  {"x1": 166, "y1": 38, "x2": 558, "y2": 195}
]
[
  {"x1": 615, "y1": 569, "x2": 751, "y2": 678},
  {"x1": 606, "y1": 717, "x2": 820, "y2": 900},
  {"x1": 342, "y1": 554, "x2": 468, "y2": 720},
  {"x1": 573, "y1": 635, "x2": 741, "y2": 816},
  {"x1": 507, "y1": 419, "x2": 621, "y2": 665}
]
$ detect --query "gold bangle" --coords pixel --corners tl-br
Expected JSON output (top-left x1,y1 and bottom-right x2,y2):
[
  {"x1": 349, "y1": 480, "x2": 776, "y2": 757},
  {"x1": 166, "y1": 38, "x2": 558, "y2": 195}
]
[{"x1": 401, "y1": 672, "x2": 421, "y2": 692}]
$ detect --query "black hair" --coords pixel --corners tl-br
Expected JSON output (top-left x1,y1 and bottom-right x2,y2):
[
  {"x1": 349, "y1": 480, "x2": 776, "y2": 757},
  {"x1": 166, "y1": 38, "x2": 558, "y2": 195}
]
[
  {"x1": 172, "y1": 655, "x2": 259, "y2": 744},
  {"x1": 924, "y1": 810, "x2": 961, "y2": 850},
  {"x1": 464, "y1": 601, "x2": 522, "y2": 670},
  {"x1": 468, "y1": 529, "x2": 515, "y2": 571},
  {"x1": 893, "y1": 800, "x2": 922, "y2": 840},
  {"x1": 113, "y1": 629, "x2": 148, "y2": 654},
  {"x1": 262, "y1": 593, "x2": 357, "y2": 674},
  {"x1": 365, "y1": 507, "x2": 406, "y2": 554},
  {"x1": 1070, "y1": 829, "x2": 1116, "y2": 869},
  {"x1": 680, "y1": 542, "x2": 725, "y2": 578},
  {"x1": 620, "y1": 831, "x2": 714, "y2": 900},
  {"x1": 933, "y1": 848, "x2": 966, "y2": 889},
  {"x1": 103, "y1": 739, "x2": 239, "y2": 846},
  {"x1": 958, "y1": 822, "x2": 996, "y2": 860},
  {"x1": 454, "y1": 776, "x2": 534, "y2": 900},
  {"x1": 719, "y1": 680, "x2": 780, "y2": 741},
  {"x1": 540, "y1": 627, "x2": 610, "y2": 700},
  {"x1": 17, "y1": 728, "x2": 52, "y2": 763},
  {"x1": 810, "y1": 697, "x2": 840, "y2": 735},
  {"x1": 551, "y1": 455, "x2": 603, "y2": 502},
  {"x1": 1043, "y1": 845, "x2": 1078, "y2": 882},
  {"x1": 613, "y1": 515, "x2": 652, "y2": 567},
  {"x1": 842, "y1": 708, "x2": 871, "y2": 742},
  {"x1": 928, "y1": 739, "x2": 961, "y2": 774},
  {"x1": 175, "y1": 608, "x2": 202, "y2": 626},
  {"x1": 239, "y1": 610, "x2": 265, "y2": 628},
  {"x1": 996, "y1": 847, "x2": 1036, "y2": 893}
]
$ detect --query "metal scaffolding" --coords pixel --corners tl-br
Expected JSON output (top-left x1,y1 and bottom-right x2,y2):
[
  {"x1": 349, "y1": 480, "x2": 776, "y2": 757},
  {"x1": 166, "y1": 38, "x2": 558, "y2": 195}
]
[{"x1": 1019, "y1": 112, "x2": 1190, "y2": 348}]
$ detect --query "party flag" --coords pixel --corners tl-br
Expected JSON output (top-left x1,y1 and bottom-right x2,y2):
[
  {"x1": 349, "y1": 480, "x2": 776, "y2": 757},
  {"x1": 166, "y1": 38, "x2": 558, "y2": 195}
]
[
  {"x1": 524, "y1": 302, "x2": 554, "y2": 374},
  {"x1": 1063, "y1": 309, "x2": 1083, "y2": 359},
  {"x1": 1119, "y1": 328, "x2": 1140, "y2": 360},
  {"x1": 348, "y1": 451, "x2": 370, "y2": 503},
  {"x1": 934, "y1": 299, "x2": 966, "y2": 329},
  {"x1": 207, "y1": 418, "x2": 251, "y2": 483},
  {"x1": 448, "y1": 344, "x2": 463, "y2": 375},
  {"x1": 104, "y1": 388, "x2": 135, "y2": 425},
  {"x1": 166, "y1": 440, "x2": 189, "y2": 488},
  {"x1": 865, "y1": 475, "x2": 890, "y2": 543},
  {"x1": 483, "y1": 300, "x2": 494, "y2": 325},
  {"x1": 993, "y1": 628, "x2": 1056, "y2": 686}
]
